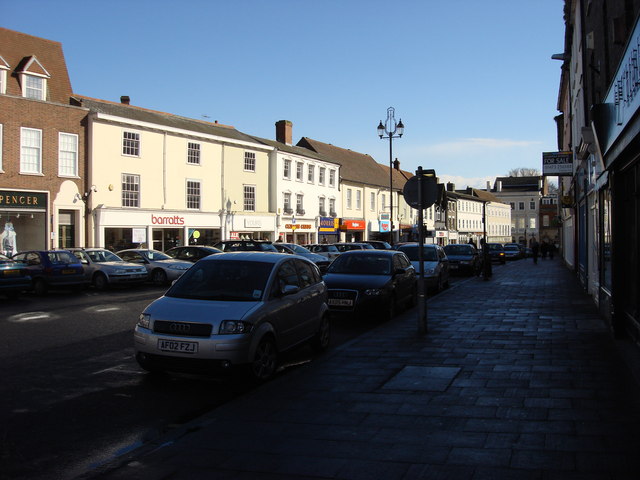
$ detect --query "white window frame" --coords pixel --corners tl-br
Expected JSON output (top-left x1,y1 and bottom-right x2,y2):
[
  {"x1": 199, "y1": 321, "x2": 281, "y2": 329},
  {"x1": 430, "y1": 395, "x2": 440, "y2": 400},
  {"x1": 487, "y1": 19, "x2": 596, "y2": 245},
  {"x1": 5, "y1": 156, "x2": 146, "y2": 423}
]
[
  {"x1": 308, "y1": 165, "x2": 315, "y2": 183},
  {"x1": 319, "y1": 167, "x2": 326, "y2": 185},
  {"x1": 296, "y1": 194, "x2": 304, "y2": 214},
  {"x1": 187, "y1": 142, "x2": 201, "y2": 165},
  {"x1": 529, "y1": 201, "x2": 536, "y2": 210},
  {"x1": 244, "y1": 151, "x2": 256, "y2": 172},
  {"x1": 319, "y1": 197, "x2": 326, "y2": 215},
  {"x1": 329, "y1": 198, "x2": 336, "y2": 216},
  {"x1": 329, "y1": 169, "x2": 335, "y2": 187},
  {"x1": 283, "y1": 159, "x2": 291, "y2": 179},
  {"x1": 243, "y1": 185, "x2": 256, "y2": 211},
  {"x1": 346, "y1": 189, "x2": 352, "y2": 209},
  {"x1": 283, "y1": 192, "x2": 292, "y2": 214},
  {"x1": 122, "y1": 173, "x2": 140, "y2": 207},
  {"x1": 356, "y1": 190, "x2": 361, "y2": 210},
  {"x1": 186, "y1": 179, "x2": 201, "y2": 210},
  {"x1": 0, "y1": 68, "x2": 7, "y2": 95},
  {"x1": 370, "y1": 192, "x2": 375, "y2": 211},
  {"x1": 296, "y1": 162, "x2": 304, "y2": 181},
  {"x1": 58, "y1": 132, "x2": 78, "y2": 177},
  {"x1": 122, "y1": 130, "x2": 141, "y2": 157},
  {"x1": 20, "y1": 127, "x2": 42, "y2": 174},
  {"x1": 22, "y1": 74, "x2": 46, "y2": 100}
]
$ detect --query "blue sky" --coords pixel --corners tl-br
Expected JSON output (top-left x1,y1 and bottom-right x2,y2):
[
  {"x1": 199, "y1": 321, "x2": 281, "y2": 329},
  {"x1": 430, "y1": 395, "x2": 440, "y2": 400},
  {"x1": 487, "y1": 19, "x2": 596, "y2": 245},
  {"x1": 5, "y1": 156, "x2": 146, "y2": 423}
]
[{"x1": 4, "y1": 0, "x2": 565, "y2": 188}]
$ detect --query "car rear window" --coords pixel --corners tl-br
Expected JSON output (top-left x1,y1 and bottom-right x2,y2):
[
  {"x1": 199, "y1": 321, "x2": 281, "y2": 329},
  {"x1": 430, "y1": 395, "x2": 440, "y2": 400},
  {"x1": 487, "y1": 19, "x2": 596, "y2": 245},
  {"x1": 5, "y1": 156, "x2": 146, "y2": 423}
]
[{"x1": 397, "y1": 246, "x2": 438, "y2": 262}]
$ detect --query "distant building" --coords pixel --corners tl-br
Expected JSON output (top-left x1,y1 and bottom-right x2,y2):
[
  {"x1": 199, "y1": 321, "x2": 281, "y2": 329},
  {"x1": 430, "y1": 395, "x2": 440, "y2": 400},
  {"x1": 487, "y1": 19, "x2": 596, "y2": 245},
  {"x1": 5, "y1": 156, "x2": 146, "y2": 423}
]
[{"x1": 491, "y1": 176, "x2": 547, "y2": 246}]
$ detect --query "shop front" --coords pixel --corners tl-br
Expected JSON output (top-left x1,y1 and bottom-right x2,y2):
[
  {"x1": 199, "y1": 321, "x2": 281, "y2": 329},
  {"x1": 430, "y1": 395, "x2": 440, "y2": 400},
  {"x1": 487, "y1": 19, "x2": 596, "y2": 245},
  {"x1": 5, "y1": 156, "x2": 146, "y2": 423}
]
[
  {"x1": 226, "y1": 214, "x2": 277, "y2": 242},
  {"x1": 93, "y1": 208, "x2": 223, "y2": 252},
  {"x1": 340, "y1": 218, "x2": 365, "y2": 242},
  {"x1": 317, "y1": 216, "x2": 339, "y2": 244},
  {"x1": 0, "y1": 190, "x2": 48, "y2": 254},
  {"x1": 591, "y1": 17, "x2": 640, "y2": 338},
  {"x1": 281, "y1": 220, "x2": 314, "y2": 244}
]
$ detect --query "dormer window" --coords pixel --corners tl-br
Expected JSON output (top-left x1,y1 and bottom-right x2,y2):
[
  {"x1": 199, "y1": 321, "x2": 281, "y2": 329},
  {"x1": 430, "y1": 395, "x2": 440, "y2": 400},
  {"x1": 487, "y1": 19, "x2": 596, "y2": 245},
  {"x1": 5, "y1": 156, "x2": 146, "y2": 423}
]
[
  {"x1": 0, "y1": 55, "x2": 9, "y2": 95},
  {"x1": 18, "y1": 56, "x2": 50, "y2": 101}
]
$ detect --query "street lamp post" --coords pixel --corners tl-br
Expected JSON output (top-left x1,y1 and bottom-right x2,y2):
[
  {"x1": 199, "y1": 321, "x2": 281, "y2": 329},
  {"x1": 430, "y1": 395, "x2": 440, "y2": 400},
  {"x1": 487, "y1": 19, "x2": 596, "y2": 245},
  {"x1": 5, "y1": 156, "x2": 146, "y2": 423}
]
[{"x1": 377, "y1": 107, "x2": 404, "y2": 245}]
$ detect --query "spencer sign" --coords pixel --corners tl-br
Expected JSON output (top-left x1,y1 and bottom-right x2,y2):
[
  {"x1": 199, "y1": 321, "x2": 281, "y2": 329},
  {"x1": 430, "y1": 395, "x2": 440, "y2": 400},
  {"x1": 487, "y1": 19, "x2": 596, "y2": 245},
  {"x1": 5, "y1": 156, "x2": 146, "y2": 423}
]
[{"x1": 0, "y1": 191, "x2": 47, "y2": 209}]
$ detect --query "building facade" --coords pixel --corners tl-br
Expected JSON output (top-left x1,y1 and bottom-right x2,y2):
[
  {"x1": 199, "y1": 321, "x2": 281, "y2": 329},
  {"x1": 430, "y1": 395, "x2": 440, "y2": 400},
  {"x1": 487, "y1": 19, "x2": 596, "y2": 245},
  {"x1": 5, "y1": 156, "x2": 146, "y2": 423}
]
[
  {"x1": 555, "y1": 0, "x2": 640, "y2": 339},
  {"x1": 74, "y1": 96, "x2": 274, "y2": 250},
  {"x1": 0, "y1": 28, "x2": 87, "y2": 253}
]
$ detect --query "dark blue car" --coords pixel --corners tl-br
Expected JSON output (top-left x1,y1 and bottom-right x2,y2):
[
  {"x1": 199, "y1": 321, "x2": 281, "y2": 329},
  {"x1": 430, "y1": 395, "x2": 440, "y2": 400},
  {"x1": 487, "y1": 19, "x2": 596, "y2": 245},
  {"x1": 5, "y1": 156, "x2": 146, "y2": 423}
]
[
  {"x1": 0, "y1": 254, "x2": 31, "y2": 298},
  {"x1": 12, "y1": 250, "x2": 88, "y2": 295}
]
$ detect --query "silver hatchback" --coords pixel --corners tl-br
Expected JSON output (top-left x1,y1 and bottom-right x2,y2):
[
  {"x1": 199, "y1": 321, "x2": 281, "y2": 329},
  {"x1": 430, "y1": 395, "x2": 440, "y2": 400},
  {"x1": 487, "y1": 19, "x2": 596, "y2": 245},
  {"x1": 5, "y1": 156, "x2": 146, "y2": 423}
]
[{"x1": 134, "y1": 252, "x2": 330, "y2": 381}]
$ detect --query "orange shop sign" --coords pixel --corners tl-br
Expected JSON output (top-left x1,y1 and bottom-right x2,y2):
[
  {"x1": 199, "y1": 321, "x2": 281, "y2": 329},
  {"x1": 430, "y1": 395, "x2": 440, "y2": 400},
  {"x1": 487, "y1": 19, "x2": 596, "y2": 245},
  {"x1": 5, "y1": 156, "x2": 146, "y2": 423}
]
[
  {"x1": 285, "y1": 223, "x2": 312, "y2": 230},
  {"x1": 340, "y1": 219, "x2": 365, "y2": 231}
]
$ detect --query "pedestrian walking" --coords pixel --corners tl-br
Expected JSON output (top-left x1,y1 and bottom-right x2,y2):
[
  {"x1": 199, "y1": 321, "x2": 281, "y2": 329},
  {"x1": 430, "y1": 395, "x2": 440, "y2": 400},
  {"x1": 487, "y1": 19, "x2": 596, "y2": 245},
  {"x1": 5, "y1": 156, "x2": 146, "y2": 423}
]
[
  {"x1": 541, "y1": 241, "x2": 548, "y2": 259},
  {"x1": 531, "y1": 239, "x2": 540, "y2": 264}
]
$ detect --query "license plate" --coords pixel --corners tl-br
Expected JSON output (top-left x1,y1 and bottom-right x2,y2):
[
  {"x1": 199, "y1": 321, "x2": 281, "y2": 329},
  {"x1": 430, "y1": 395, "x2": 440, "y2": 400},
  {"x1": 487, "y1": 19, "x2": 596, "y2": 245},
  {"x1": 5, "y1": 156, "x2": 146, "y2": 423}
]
[
  {"x1": 158, "y1": 339, "x2": 198, "y2": 354},
  {"x1": 62, "y1": 269, "x2": 77, "y2": 274},
  {"x1": 2, "y1": 270, "x2": 19, "y2": 276},
  {"x1": 328, "y1": 298, "x2": 353, "y2": 307}
]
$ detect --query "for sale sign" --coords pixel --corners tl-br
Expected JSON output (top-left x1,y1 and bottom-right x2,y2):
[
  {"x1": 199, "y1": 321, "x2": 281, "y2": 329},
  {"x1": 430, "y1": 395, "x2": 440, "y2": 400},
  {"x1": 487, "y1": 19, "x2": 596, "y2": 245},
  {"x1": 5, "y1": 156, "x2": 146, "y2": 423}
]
[{"x1": 542, "y1": 151, "x2": 573, "y2": 176}]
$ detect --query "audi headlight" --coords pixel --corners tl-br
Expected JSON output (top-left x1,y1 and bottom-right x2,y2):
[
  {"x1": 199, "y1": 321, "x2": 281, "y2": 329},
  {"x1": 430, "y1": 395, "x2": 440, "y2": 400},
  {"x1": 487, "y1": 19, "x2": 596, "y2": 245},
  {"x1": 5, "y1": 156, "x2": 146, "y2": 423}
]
[
  {"x1": 138, "y1": 313, "x2": 151, "y2": 329},
  {"x1": 219, "y1": 320, "x2": 253, "y2": 334},
  {"x1": 364, "y1": 288, "x2": 383, "y2": 296}
]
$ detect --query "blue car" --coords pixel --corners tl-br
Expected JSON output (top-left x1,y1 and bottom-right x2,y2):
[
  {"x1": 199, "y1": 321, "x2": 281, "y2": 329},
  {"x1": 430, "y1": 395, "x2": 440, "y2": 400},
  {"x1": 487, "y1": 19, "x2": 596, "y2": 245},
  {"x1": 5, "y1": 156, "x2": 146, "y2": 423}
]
[
  {"x1": 0, "y1": 254, "x2": 31, "y2": 298},
  {"x1": 12, "y1": 250, "x2": 88, "y2": 295}
]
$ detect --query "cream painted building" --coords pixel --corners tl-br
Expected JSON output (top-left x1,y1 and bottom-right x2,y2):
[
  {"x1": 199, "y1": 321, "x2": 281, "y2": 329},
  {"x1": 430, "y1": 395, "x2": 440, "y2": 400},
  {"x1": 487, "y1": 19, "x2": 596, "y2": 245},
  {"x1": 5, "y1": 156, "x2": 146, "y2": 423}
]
[
  {"x1": 256, "y1": 121, "x2": 341, "y2": 244},
  {"x1": 75, "y1": 96, "x2": 274, "y2": 250}
]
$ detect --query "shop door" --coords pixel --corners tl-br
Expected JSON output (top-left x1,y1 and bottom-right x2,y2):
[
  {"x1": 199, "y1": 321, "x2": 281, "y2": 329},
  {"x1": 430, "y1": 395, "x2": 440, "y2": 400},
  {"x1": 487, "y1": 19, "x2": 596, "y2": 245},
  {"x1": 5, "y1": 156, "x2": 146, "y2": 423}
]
[{"x1": 58, "y1": 210, "x2": 76, "y2": 248}]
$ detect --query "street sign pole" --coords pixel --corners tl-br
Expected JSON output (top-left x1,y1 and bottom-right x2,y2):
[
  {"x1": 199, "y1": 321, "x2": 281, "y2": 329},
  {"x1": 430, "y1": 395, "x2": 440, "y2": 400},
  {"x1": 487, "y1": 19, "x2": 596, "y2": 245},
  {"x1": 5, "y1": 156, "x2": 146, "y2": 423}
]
[{"x1": 417, "y1": 167, "x2": 427, "y2": 335}]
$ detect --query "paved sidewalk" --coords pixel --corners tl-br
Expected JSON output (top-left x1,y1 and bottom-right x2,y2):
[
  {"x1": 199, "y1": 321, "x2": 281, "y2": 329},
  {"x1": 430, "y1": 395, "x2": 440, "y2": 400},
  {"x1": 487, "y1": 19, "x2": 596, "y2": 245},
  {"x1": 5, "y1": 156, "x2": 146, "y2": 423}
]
[{"x1": 85, "y1": 258, "x2": 640, "y2": 480}]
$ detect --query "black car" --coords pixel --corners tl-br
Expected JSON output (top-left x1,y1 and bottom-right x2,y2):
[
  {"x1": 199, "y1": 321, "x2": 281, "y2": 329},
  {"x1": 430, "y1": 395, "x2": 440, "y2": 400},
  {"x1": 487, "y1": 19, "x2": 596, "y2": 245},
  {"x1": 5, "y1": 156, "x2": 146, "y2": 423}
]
[
  {"x1": 323, "y1": 250, "x2": 417, "y2": 321},
  {"x1": 213, "y1": 240, "x2": 278, "y2": 252},
  {"x1": 484, "y1": 243, "x2": 506, "y2": 264},
  {"x1": 443, "y1": 244, "x2": 482, "y2": 276},
  {"x1": 363, "y1": 240, "x2": 393, "y2": 250},
  {"x1": 165, "y1": 245, "x2": 223, "y2": 263}
]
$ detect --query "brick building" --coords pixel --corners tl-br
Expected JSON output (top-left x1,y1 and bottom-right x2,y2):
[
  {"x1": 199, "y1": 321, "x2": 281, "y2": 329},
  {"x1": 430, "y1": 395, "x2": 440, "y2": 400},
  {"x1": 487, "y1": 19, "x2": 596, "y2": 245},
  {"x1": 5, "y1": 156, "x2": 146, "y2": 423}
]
[{"x1": 0, "y1": 27, "x2": 87, "y2": 252}]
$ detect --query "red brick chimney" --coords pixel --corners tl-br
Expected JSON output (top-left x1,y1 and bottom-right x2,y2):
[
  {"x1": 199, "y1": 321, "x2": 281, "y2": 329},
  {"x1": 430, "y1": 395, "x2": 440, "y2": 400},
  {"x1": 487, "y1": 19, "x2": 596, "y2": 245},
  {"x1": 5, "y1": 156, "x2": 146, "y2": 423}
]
[
  {"x1": 120, "y1": 95, "x2": 130, "y2": 105},
  {"x1": 275, "y1": 120, "x2": 292, "y2": 145}
]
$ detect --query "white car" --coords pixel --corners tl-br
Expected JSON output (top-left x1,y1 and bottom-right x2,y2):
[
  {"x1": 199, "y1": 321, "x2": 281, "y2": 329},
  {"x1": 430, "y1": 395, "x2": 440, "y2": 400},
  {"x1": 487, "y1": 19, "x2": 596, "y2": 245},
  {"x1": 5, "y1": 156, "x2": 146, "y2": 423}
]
[
  {"x1": 305, "y1": 244, "x2": 341, "y2": 261},
  {"x1": 69, "y1": 248, "x2": 148, "y2": 290},
  {"x1": 396, "y1": 243, "x2": 450, "y2": 292},
  {"x1": 134, "y1": 252, "x2": 330, "y2": 381},
  {"x1": 117, "y1": 249, "x2": 192, "y2": 285}
]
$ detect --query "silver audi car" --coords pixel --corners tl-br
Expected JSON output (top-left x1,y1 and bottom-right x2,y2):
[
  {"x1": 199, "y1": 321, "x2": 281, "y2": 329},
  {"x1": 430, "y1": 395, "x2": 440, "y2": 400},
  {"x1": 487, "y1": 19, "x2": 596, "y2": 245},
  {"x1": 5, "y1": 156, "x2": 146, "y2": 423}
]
[{"x1": 134, "y1": 252, "x2": 330, "y2": 381}]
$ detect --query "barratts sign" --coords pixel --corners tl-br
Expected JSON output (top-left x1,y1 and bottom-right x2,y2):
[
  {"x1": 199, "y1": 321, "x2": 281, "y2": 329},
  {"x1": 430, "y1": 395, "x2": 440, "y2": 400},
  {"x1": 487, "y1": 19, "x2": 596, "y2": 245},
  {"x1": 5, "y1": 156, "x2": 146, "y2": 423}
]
[{"x1": 542, "y1": 151, "x2": 573, "y2": 176}]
